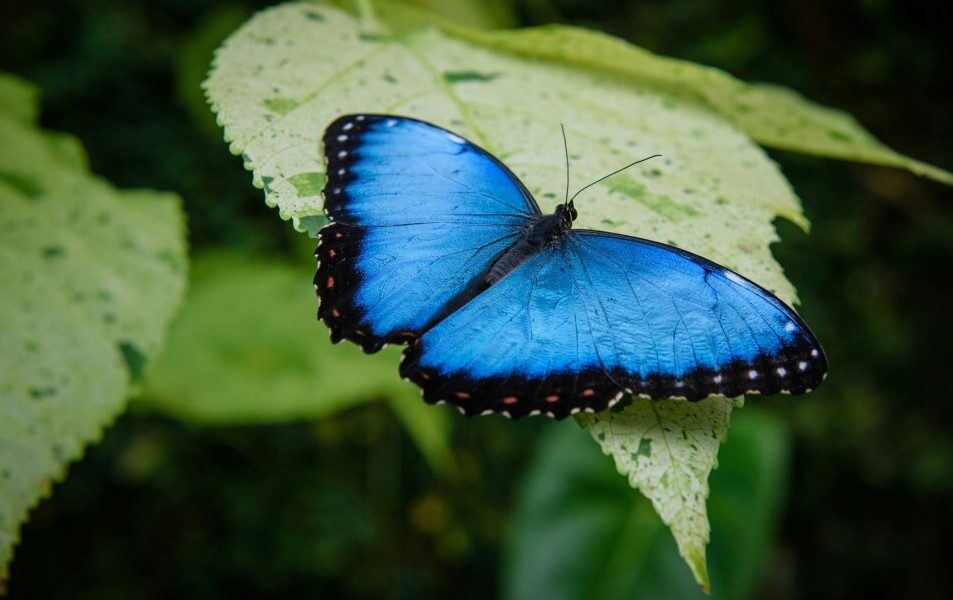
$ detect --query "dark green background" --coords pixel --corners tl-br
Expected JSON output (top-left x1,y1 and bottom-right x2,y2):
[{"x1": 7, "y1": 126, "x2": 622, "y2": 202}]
[{"x1": 2, "y1": 0, "x2": 951, "y2": 597}]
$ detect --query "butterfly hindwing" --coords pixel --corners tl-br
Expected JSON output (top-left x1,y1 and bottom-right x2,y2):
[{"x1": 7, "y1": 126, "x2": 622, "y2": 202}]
[
  {"x1": 316, "y1": 115, "x2": 539, "y2": 352},
  {"x1": 399, "y1": 230, "x2": 827, "y2": 419}
]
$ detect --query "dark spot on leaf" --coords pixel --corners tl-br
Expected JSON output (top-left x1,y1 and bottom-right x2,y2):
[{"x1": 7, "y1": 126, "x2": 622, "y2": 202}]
[
  {"x1": 443, "y1": 71, "x2": 500, "y2": 84},
  {"x1": 261, "y1": 175, "x2": 274, "y2": 193},
  {"x1": 119, "y1": 341, "x2": 146, "y2": 384},
  {"x1": 42, "y1": 245, "x2": 64, "y2": 259},
  {"x1": 30, "y1": 386, "x2": 56, "y2": 400},
  {"x1": 157, "y1": 250, "x2": 180, "y2": 270},
  {"x1": 382, "y1": 73, "x2": 398, "y2": 84},
  {"x1": 359, "y1": 32, "x2": 390, "y2": 42},
  {"x1": 828, "y1": 130, "x2": 853, "y2": 142},
  {"x1": 299, "y1": 214, "x2": 328, "y2": 236},
  {"x1": 304, "y1": 9, "x2": 324, "y2": 21},
  {"x1": 0, "y1": 171, "x2": 42, "y2": 198},
  {"x1": 636, "y1": 438, "x2": 653, "y2": 458}
]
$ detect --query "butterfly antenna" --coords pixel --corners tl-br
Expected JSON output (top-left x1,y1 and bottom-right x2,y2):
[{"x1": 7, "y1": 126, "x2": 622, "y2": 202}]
[
  {"x1": 568, "y1": 154, "x2": 662, "y2": 204},
  {"x1": 560, "y1": 123, "x2": 570, "y2": 208}
]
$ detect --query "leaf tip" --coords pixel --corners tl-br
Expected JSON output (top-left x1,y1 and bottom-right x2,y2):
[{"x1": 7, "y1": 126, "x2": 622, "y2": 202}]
[{"x1": 686, "y1": 544, "x2": 711, "y2": 593}]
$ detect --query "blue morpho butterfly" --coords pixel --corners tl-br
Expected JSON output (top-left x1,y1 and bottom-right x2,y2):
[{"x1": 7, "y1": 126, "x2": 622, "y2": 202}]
[{"x1": 314, "y1": 114, "x2": 827, "y2": 419}]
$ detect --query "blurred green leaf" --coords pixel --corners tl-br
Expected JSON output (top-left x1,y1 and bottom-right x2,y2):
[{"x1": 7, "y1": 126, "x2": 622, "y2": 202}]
[
  {"x1": 369, "y1": 0, "x2": 517, "y2": 30},
  {"x1": 205, "y1": 2, "x2": 813, "y2": 584},
  {"x1": 506, "y1": 409, "x2": 790, "y2": 599},
  {"x1": 139, "y1": 252, "x2": 452, "y2": 472},
  {"x1": 0, "y1": 74, "x2": 187, "y2": 578},
  {"x1": 0, "y1": 74, "x2": 38, "y2": 124}
]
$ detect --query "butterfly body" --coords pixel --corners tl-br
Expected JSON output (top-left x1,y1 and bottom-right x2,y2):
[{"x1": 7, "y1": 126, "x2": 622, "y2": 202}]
[
  {"x1": 315, "y1": 114, "x2": 827, "y2": 419},
  {"x1": 485, "y1": 209, "x2": 573, "y2": 285}
]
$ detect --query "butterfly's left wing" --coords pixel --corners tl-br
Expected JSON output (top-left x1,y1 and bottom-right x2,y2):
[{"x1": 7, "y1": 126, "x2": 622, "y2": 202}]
[
  {"x1": 316, "y1": 115, "x2": 539, "y2": 352},
  {"x1": 400, "y1": 230, "x2": 827, "y2": 419}
]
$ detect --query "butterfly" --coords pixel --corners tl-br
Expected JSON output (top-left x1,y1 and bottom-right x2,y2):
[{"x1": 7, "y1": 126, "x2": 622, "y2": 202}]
[{"x1": 314, "y1": 114, "x2": 827, "y2": 419}]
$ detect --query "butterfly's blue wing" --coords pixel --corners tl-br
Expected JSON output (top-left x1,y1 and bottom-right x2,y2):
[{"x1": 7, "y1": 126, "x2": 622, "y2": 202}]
[
  {"x1": 315, "y1": 115, "x2": 539, "y2": 352},
  {"x1": 400, "y1": 230, "x2": 826, "y2": 419}
]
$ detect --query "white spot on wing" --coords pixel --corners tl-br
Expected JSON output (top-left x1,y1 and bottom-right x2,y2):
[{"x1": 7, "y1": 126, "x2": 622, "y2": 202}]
[{"x1": 446, "y1": 132, "x2": 465, "y2": 144}]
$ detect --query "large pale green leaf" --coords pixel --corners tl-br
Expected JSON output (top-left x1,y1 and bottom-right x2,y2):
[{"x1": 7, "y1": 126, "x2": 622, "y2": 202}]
[
  {"x1": 0, "y1": 76, "x2": 187, "y2": 577},
  {"x1": 506, "y1": 409, "x2": 790, "y2": 599},
  {"x1": 138, "y1": 252, "x2": 452, "y2": 473},
  {"x1": 204, "y1": 1, "x2": 816, "y2": 586}
]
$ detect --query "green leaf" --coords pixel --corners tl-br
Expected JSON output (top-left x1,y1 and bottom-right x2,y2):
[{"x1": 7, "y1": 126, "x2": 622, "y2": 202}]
[
  {"x1": 206, "y1": 3, "x2": 806, "y2": 583},
  {"x1": 208, "y1": 1, "x2": 925, "y2": 585},
  {"x1": 505, "y1": 409, "x2": 790, "y2": 599},
  {"x1": 374, "y1": 0, "x2": 515, "y2": 30},
  {"x1": 0, "y1": 78, "x2": 187, "y2": 577},
  {"x1": 138, "y1": 252, "x2": 451, "y2": 473},
  {"x1": 441, "y1": 23, "x2": 953, "y2": 185},
  {"x1": 0, "y1": 74, "x2": 38, "y2": 125},
  {"x1": 576, "y1": 398, "x2": 732, "y2": 589}
]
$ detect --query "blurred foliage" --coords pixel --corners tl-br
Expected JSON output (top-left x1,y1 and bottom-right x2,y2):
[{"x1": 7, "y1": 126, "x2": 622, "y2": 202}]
[
  {"x1": 1, "y1": 0, "x2": 951, "y2": 598},
  {"x1": 138, "y1": 251, "x2": 452, "y2": 472},
  {"x1": 505, "y1": 409, "x2": 789, "y2": 599},
  {"x1": 0, "y1": 74, "x2": 187, "y2": 578}
]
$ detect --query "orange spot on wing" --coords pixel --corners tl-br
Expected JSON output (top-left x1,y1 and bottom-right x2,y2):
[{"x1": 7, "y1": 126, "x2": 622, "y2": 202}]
[
  {"x1": 582, "y1": 388, "x2": 595, "y2": 397},
  {"x1": 456, "y1": 391, "x2": 470, "y2": 399},
  {"x1": 326, "y1": 276, "x2": 335, "y2": 289},
  {"x1": 503, "y1": 396, "x2": 518, "y2": 405},
  {"x1": 546, "y1": 395, "x2": 560, "y2": 403}
]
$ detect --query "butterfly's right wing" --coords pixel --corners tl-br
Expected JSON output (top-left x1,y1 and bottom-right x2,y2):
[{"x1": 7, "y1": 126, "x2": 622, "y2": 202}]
[
  {"x1": 400, "y1": 231, "x2": 826, "y2": 419},
  {"x1": 316, "y1": 115, "x2": 539, "y2": 352}
]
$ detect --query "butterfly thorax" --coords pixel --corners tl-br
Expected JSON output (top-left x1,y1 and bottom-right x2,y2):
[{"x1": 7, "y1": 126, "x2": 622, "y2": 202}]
[{"x1": 484, "y1": 208, "x2": 574, "y2": 286}]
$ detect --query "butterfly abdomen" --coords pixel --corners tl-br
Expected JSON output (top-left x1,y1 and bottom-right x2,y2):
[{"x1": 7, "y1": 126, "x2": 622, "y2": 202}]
[
  {"x1": 485, "y1": 214, "x2": 568, "y2": 285},
  {"x1": 485, "y1": 239, "x2": 538, "y2": 285}
]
